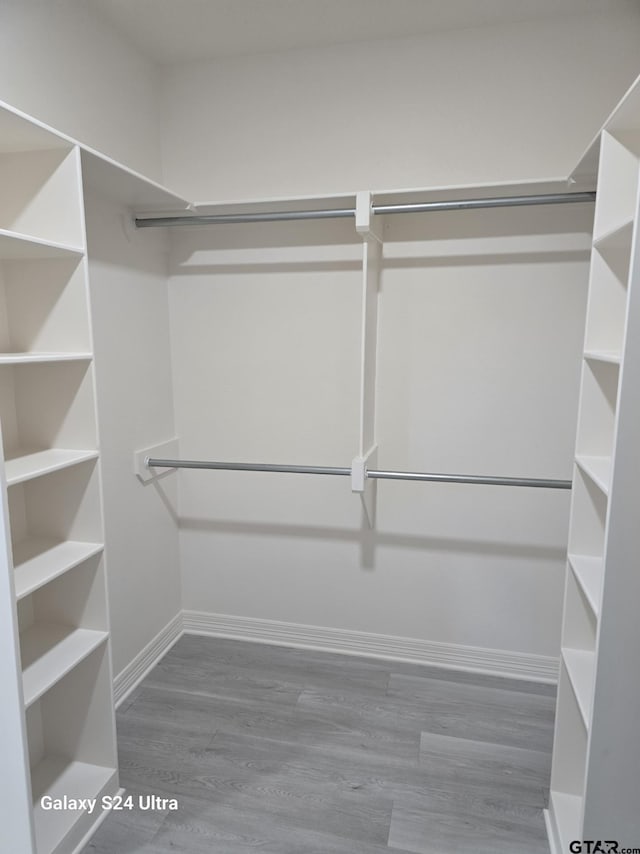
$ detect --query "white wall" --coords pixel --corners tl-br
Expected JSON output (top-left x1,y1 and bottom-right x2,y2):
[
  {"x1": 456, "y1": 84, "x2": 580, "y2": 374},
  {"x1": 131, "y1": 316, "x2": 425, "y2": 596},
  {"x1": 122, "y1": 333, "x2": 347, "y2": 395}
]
[
  {"x1": 0, "y1": 0, "x2": 163, "y2": 181},
  {"x1": 85, "y1": 189, "x2": 180, "y2": 677},
  {"x1": 161, "y1": 11, "x2": 632, "y2": 664},
  {"x1": 168, "y1": 201, "x2": 592, "y2": 659},
  {"x1": 161, "y1": 13, "x2": 640, "y2": 202},
  {"x1": 2, "y1": 4, "x2": 633, "y2": 669}
]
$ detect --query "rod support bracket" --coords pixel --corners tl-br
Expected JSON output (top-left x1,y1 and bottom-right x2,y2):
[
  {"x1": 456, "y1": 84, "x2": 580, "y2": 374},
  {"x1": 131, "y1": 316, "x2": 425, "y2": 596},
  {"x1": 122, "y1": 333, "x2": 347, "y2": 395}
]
[
  {"x1": 352, "y1": 446, "x2": 378, "y2": 528},
  {"x1": 134, "y1": 438, "x2": 179, "y2": 483},
  {"x1": 355, "y1": 191, "x2": 383, "y2": 243},
  {"x1": 351, "y1": 456, "x2": 367, "y2": 493}
]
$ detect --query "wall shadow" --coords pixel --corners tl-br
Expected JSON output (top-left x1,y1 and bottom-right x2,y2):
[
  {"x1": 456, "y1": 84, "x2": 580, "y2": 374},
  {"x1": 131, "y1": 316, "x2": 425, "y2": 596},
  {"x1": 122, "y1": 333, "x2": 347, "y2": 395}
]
[{"x1": 177, "y1": 515, "x2": 566, "y2": 569}]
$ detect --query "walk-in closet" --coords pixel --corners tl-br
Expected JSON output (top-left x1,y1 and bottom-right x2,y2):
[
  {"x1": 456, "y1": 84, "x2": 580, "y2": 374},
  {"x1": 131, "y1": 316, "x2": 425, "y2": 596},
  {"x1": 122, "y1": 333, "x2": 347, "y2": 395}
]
[{"x1": 1, "y1": 2, "x2": 640, "y2": 853}]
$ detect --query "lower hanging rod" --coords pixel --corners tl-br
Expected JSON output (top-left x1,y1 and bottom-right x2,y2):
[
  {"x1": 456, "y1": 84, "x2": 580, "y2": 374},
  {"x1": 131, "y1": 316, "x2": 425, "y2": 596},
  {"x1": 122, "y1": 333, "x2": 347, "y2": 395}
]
[
  {"x1": 134, "y1": 191, "x2": 596, "y2": 228},
  {"x1": 367, "y1": 470, "x2": 571, "y2": 489},
  {"x1": 145, "y1": 458, "x2": 571, "y2": 490}
]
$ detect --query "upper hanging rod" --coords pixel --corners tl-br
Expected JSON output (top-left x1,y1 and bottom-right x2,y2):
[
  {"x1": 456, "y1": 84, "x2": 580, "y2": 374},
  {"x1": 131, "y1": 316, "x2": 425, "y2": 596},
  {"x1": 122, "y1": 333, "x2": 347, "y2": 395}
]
[
  {"x1": 145, "y1": 457, "x2": 572, "y2": 490},
  {"x1": 134, "y1": 191, "x2": 596, "y2": 228}
]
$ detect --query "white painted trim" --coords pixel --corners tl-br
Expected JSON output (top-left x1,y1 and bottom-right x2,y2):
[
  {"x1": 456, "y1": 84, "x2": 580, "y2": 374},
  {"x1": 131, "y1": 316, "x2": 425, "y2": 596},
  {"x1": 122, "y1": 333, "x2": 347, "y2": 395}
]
[
  {"x1": 71, "y1": 788, "x2": 125, "y2": 854},
  {"x1": 113, "y1": 613, "x2": 183, "y2": 707},
  {"x1": 182, "y1": 610, "x2": 559, "y2": 683},
  {"x1": 113, "y1": 610, "x2": 559, "y2": 706},
  {"x1": 543, "y1": 809, "x2": 560, "y2": 854}
]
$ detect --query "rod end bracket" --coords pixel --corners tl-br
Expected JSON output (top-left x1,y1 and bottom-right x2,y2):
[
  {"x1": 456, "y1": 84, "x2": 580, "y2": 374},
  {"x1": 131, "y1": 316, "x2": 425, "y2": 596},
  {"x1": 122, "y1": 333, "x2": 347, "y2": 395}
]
[{"x1": 134, "y1": 438, "x2": 179, "y2": 483}]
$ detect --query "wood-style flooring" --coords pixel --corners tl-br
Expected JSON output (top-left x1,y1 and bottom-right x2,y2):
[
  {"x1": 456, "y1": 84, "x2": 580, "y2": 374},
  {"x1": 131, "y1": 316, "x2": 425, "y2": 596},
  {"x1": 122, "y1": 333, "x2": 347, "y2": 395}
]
[{"x1": 84, "y1": 635, "x2": 554, "y2": 854}]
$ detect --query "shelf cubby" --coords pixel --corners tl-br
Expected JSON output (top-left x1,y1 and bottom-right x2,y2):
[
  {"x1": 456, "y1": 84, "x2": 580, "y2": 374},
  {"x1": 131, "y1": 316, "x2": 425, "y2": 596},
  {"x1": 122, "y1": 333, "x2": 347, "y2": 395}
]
[
  {"x1": 7, "y1": 460, "x2": 104, "y2": 552},
  {"x1": 574, "y1": 454, "x2": 611, "y2": 496},
  {"x1": 32, "y1": 758, "x2": 116, "y2": 854},
  {"x1": 0, "y1": 361, "x2": 98, "y2": 486},
  {"x1": 560, "y1": 565, "x2": 597, "y2": 731},
  {"x1": 593, "y1": 221, "x2": 633, "y2": 284},
  {"x1": 26, "y1": 645, "x2": 118, "y2": 854},
  {"x1": 550, "y1": 662, "x2": 588, "y2": 799},
  {"x1": 0, "y1": 147, "x2": 84, "y2": 250},
  {"x1": 592, "y1": 131, "x2": 640, "y2": 242},
  {"x1": 584, "y1": 246, "x2": 630, "y2": 357},
  {"x1": 17, "y1": 555, "x2": 108, "y2": 706},
  {"x1": 575, "y1": 359, "x2": 619, "y2": 459},
  {"x1": 567, "y1": 466, "x2": 607, "y2": 558},
  {"x1": 562, "y1": 647, "x2": 595, "y2": 730},
  {"x1": 0, "y1": 257, "x2": 91, "y2": 354},
  {"x1": 568, "y1": 554, "x2": 603, "y2": 618},
  {"x1": 548, "y1": 645, "x2": 591, "y2": 852},
  {"x1": 21, "y1": 623, "x2": 108, "y2": 708},
  {"x1": 562, "y1": 567, "x2": 597, "y2": 654}
]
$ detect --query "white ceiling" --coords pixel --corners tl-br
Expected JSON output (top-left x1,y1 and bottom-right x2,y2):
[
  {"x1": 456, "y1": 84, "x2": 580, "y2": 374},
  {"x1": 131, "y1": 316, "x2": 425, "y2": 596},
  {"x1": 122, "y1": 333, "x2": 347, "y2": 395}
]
[{"x1": 90, "y1": 0, "x2": 634, "y2": 65}]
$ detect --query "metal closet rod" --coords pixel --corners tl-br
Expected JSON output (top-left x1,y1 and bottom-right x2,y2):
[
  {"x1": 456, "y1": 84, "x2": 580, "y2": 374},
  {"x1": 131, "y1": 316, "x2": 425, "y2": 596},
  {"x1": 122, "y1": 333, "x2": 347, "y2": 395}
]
[
  {"x1": 145, "y1": 458, "x2": 572, "y2": 490},
  {"x1": 134, "y1": 191, "x2": 596, "y2": 228}
]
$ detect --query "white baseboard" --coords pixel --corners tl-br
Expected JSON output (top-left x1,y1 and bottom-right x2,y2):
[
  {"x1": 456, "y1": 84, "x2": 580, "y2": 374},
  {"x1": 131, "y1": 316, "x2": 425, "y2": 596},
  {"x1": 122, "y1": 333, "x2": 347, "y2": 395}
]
[
  {"x1": 113, "y1": 613, "x2": 184, "y2": 707},
  {"x1": 182, "y1": 610, "x2": 559, "y2": 683},
  {"x1": 113, "y1": 611, "x2": 559, "y2": 702}
]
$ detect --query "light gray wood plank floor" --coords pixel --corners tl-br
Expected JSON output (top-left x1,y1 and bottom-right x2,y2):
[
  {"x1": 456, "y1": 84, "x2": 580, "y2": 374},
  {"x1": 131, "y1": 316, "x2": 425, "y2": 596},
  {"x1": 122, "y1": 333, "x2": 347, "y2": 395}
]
[{"x1": 83, "y1": 636, "x2": 554, "y2": 854}]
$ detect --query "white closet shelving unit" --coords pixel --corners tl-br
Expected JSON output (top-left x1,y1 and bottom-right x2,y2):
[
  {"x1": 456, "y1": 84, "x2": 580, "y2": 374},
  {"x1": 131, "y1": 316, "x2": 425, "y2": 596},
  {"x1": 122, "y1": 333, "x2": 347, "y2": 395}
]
[
  {"x1": 546, "y1": 83, "x2": 640, "y2": 853},
  {"x1": 0, "y1": 106, "x2": 118, "y2": 854}
]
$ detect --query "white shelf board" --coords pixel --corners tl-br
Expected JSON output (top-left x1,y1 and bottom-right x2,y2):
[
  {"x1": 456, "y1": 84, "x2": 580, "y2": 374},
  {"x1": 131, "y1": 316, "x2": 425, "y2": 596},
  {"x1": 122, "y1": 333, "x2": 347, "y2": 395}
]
[
  {"x1": 13, "y1": 538, "x2": 104, "y2": 600},
  {"x1": 575, "y1": 455, "x2": 611, "y2": 496},
  {"x1": 570, "y1": 136, "x2": 600, "y2": 188},
  {"x1": 562, "y1": 647, "x2": 595, "y2": 730},
  {"x1": 569, "y1": 73, "x2": 640, "y2": 181},
  {"x1": 0, "y1": 101, "x2": 71, "y2": 153},
  {"x1": 0, "y1": 352, "x2": 92, "y2": 365},
  {"x1": 548, "y1": 790, "x2": 583, "y2": 854},
  {"x1": 81, "y1": 147, "x2": 191, "y2": 213},
  {"x1": 584, "y1": 349, "x2": 621, "y2": 365},
  {"x1": 31, "y1": 756, "x2": 117, "y2": 854},
  {"x1": 0, "y1": 229, "x2": 83, "y2": 260},
  {"x1": 5, "y1": 449, "x2": 99, "y2": 487},
  {"x1": 0, "y1": 97, "x2": 189, "y2": 213},
  {"x1": 593, "y1": 219, "x2": 634, "y2": 254},
  {"x1": 604, "y1": 71, "x2": 640, "y2": 138},
  {"x1": 568, "y1": 554, "x2": 603, "y2": 618},
  {"x1": 20, "y1": 623, "x2": 108, "y2": 707}
]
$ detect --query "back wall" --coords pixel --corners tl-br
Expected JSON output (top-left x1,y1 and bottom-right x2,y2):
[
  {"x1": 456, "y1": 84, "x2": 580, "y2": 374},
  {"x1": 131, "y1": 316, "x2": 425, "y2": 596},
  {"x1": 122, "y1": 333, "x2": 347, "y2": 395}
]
[
  {"x1": 161, "y1": 12, "x2": 640, "y2": 201},
  {"x1": 168, "y1": 201, "x2": 592, "y2": 671}
]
